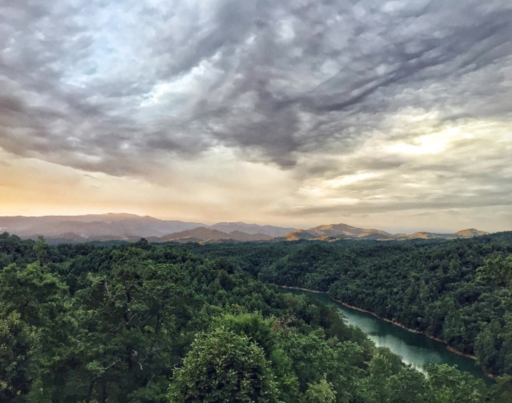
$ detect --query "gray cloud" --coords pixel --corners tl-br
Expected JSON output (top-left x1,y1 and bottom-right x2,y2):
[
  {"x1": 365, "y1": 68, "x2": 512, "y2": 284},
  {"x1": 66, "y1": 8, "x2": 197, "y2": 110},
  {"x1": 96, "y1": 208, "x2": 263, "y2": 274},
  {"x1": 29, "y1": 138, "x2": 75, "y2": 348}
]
[
  {"x1": 1, "y1": 0, "x2": 511, "y2": 169},
  {"x1": 286, "y1": 192, "x2": 512, "y2": 216},
  {"x1": 1, "y1": 0, "x2": 512, "y2": 225}
]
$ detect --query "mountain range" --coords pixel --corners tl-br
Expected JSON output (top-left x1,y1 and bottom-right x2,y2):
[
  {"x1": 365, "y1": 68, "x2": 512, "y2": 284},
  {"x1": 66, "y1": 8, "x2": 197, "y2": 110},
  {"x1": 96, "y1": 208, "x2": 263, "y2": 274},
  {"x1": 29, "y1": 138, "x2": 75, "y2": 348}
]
[
  {"x1": 0, "y1": 214, "x2": 293, "y2": 243},
  {"x1": 0, "y1": 214, "x2": 488, "y2": 244},
  {"x1": 281, "y1": 224, "x2": 488, "y2": 242}
]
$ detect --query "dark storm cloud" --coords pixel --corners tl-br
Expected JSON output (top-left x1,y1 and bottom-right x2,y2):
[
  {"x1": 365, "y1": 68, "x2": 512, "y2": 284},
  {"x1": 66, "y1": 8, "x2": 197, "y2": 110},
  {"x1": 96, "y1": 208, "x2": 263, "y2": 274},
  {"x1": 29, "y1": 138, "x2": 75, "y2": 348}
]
[{"x1": 0, "y1": 0, "x2": 511, "y2": 177}]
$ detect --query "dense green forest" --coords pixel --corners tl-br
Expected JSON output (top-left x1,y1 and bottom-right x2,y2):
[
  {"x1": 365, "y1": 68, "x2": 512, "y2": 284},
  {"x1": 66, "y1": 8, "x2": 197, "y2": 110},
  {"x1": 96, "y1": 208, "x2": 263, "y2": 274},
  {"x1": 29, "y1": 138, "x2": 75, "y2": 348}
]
[
  {"x1": 178, "y1": 233, "x2": 512, "y2": 379},
  {"x1": 1, "y1": 232, "x2": 512, "y2": 402}
]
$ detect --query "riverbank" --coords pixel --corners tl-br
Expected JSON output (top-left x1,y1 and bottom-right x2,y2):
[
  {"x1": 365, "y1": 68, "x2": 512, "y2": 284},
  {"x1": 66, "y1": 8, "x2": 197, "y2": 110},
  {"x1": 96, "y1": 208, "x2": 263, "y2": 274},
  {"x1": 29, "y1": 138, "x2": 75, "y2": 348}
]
[{"x1": 279, "y1": 285, "x2": 495, "y2": 379}]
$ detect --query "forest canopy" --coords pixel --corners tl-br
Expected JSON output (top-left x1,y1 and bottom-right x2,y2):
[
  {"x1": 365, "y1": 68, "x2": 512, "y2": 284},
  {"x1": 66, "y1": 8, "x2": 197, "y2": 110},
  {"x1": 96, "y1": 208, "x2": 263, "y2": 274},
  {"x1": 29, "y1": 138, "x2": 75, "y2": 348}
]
[{"x1": 1, "y1": 232, "x2": 512, "y2": 402}]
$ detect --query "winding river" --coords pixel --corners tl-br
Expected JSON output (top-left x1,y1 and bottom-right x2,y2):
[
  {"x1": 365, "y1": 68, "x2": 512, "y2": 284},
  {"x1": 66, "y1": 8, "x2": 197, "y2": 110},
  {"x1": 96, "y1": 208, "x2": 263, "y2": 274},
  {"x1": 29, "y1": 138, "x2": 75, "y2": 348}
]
[{"x1": 285, "y1": 289, "x2": 492, "y2": 384}]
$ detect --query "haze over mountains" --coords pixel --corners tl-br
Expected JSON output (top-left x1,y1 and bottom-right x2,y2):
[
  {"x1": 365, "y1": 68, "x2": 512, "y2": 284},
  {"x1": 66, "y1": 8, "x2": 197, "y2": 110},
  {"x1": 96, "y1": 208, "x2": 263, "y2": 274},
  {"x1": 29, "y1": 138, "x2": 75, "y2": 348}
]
[{"x1": 0, "y1": 214, "x2": 489, "y2": 244}]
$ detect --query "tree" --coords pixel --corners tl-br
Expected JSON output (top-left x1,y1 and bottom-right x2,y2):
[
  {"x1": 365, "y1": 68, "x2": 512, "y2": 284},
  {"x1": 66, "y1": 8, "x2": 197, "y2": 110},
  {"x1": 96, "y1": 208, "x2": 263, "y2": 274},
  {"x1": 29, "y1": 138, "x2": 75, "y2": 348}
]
[
  {"x1": 427, "y1": 364, "x2": 487, "y2": 403},
  {"x1": 477, "y1": 255, "x2": 512, "y2": 375},
  {"x1": 492, "y1": 375, "x2": 512, "y2": 403},
  {"x1": 33, "y1": 236, "x2": 48, "y2": 264},
  {"x1": 168, "y1": 327, "x2": 279, "y2": 402},
  {"x1": 213, "y1": 313, "x2": 300, "y2": 402},
  {"x1": 73, "y1": 254, "x2": 197, "y2": 403},
  {"x1": 0, "y1": 262, "x2": 70, "y2": 402},
  {"x1": 477, "y1": 256, "x2": 512, "y2": 288},
  {"x1": 301, "y1": 376, "x2": 336, "y2": 403},
  {"x1": 0, "y1": 311, "x2": 40, "y2": 403},
  {"x1": 362, "y1": 352, "x2": 394, "y2": 403},
  {"x1": 475, "y1": 320, "x2": 501, "y2": 372},
  {"x1": 388, "y1": 367, "x2": 434, "y2": 403}
]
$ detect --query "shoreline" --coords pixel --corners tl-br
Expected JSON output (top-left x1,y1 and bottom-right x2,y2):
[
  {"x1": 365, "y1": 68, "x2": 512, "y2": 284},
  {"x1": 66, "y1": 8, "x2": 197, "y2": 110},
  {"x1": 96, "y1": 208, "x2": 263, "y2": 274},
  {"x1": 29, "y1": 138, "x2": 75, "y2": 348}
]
[{"x1": 279, "y1": 285, "x2": 495, "y2": 379}]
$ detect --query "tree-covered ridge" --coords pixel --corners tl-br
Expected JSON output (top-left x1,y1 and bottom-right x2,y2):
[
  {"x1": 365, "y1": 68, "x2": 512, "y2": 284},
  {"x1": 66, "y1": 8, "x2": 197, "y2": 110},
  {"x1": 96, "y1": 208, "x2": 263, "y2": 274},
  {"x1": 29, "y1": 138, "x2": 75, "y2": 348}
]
[
  {"x1": 182, "y1": 233, "x2": 512, "y2": 378},
  {"x1": 0, "y1": 233, "x2": 511, "y2": 402}
]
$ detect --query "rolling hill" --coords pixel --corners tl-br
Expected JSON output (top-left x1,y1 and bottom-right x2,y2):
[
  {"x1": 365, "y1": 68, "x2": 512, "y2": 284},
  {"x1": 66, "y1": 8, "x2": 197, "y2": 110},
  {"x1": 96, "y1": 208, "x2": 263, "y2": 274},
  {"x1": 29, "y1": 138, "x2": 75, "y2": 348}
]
[{"x1": 284, "y1": 224, "x2": 489, "y2": 242}]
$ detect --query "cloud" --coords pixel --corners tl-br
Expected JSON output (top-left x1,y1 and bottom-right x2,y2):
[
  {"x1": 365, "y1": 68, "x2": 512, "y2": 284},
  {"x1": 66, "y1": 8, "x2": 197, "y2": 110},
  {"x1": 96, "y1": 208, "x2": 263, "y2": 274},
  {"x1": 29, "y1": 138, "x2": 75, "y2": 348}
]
[{"x1": 0, "y1": 0, "x2": 511, "y2": 230}]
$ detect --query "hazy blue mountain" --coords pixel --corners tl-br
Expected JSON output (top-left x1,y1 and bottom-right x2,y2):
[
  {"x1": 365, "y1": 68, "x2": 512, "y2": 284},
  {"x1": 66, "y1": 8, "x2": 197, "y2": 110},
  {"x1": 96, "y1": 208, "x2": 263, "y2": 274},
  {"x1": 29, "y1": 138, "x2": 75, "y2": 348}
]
[
  {"x1": 0, "y1": 214, "x2": 285, "y2": 242},
  {"x1": 0, "y1": 214, "x2": 205, "y2": 240}
]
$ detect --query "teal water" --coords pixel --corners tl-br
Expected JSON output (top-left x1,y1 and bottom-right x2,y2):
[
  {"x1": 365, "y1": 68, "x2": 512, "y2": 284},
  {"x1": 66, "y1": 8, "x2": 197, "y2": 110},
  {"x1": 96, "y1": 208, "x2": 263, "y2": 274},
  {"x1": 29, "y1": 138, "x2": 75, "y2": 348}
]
[{"x1": 286, "y1": 289, "x2": 492, "y2": 383}]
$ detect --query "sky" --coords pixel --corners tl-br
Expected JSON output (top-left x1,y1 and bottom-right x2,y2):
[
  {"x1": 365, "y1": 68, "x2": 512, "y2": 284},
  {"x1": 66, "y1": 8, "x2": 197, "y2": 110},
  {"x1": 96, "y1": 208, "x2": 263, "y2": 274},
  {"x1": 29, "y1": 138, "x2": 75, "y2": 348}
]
[{"x1": 0, "y1": 0, "x2": 511, "y2": 233}]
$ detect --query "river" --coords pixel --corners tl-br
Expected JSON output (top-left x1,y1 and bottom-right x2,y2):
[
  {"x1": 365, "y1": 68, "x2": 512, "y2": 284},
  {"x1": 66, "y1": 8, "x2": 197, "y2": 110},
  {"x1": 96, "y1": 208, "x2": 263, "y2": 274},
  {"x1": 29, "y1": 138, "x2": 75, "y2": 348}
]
[{"x1": 285, "y1": 289, "x2": 492, "y2": 384}]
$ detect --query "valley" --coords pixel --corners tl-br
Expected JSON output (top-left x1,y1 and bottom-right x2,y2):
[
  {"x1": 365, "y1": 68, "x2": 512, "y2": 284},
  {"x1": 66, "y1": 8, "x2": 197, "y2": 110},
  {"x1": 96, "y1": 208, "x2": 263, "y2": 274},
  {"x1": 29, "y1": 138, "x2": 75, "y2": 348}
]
[{"x1": 285, "y1": 288, "x2": 492, "y2": 383}]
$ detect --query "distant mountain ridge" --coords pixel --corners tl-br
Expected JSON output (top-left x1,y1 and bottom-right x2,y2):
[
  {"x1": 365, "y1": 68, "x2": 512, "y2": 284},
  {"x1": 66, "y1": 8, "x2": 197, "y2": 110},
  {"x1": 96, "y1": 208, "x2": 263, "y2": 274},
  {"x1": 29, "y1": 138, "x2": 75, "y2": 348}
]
[
  {"x1": 148, "y1": 227, "x2": 273, "y2": 243},
  {"x1": 211, "y1": 222, "x2": 294, "y2": 237},
  {"x1": 0, "y1": 214, "x2": 205, "y2": 239},
  {"x1": 283, "y1": 225, "x2": 489, "y2": 242},
  {"x1": 0, "y1": 214, "x2": 292, "y2": 243},
  {"x1": 0, "y1": 214, "x2": 489, "y2": 244}
]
